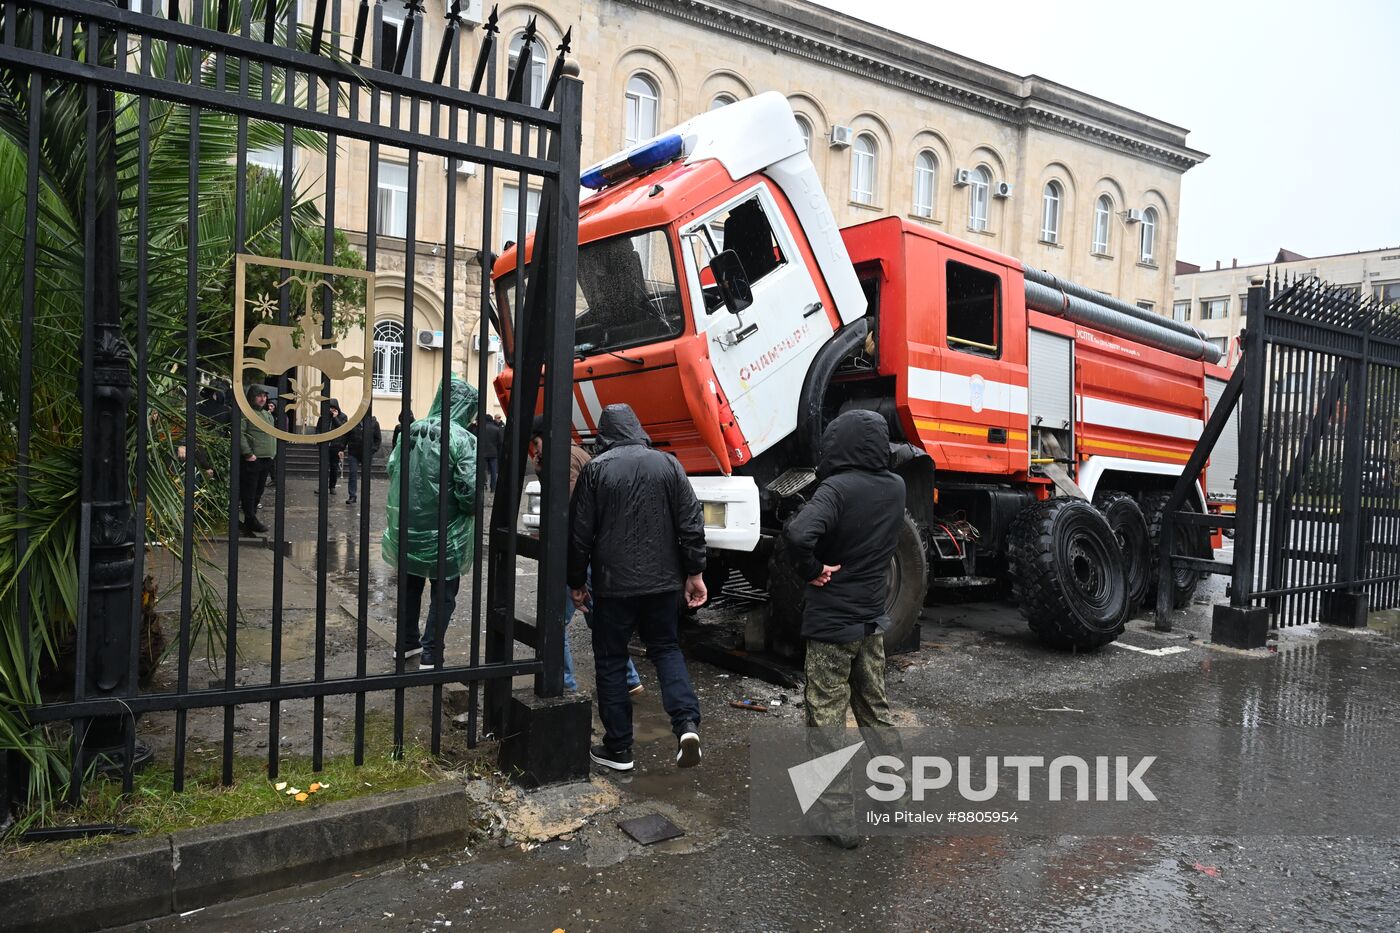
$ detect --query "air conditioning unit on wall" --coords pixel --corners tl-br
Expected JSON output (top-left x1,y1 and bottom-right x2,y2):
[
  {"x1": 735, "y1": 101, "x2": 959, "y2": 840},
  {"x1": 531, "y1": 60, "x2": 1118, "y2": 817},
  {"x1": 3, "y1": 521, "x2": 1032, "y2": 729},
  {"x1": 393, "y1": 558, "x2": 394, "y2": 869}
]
[
  {"x1": 994, "y1": 181, "x2": 1013, "y2": 199},
  {"x1": 473, "y1": 334, "x2": 502, "y2": 354},
  {"x1": 1124, "y1": 208, "x2": 1145, "y2": 224},
  {"x1": 416, "y1": 329, "x2": 444, "y2": 349},
  {"x1": 456, "y1": 0, "x2": 485, "y2": 26},
  {"x1": 952, "y1": 168, "x2": 973, "y2": 187},
  {"x1": 828, "y1": 125, "x2": 854, "y2": 148}
]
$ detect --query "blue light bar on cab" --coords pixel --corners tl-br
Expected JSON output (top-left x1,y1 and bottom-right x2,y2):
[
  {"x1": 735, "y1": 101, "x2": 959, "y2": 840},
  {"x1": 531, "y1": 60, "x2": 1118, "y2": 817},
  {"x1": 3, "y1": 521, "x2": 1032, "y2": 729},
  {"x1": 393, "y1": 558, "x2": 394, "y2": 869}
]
[{"x1": 580, "y1": 134, "x2": 685, "y2": 190}]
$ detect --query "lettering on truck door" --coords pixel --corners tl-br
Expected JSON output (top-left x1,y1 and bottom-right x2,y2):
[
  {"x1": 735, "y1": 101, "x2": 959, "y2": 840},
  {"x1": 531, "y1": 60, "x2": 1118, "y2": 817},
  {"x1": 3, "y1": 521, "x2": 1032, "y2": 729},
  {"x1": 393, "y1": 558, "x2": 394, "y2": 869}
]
[{"x1": 680, "y1": 184, "x2": 833, "y2": 457}]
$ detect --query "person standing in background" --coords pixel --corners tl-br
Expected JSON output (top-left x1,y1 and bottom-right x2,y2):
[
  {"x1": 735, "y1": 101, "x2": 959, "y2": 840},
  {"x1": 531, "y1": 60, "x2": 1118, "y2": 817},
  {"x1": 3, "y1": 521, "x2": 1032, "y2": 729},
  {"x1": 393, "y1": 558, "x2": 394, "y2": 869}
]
[
  {"x1": 476, "y1": 414, "x2": 502, "y2": 494},
  {"x1": 239, "y1": 385, "x2": 276, "y2": 535},
  {"x1": 345, "y1": 412, "x2": 382, "y2": 505}
]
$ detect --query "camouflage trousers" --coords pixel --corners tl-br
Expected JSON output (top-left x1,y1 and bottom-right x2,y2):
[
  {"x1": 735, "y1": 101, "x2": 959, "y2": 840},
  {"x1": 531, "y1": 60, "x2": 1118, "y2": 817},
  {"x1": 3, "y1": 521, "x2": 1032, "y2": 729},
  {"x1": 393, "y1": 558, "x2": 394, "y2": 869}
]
[
  {"x1": 803, "y1": 633, "x2": 895, "y2": 730},
  {"x1": 802, "y1": 633, "x2": 898, "y2": 825}
]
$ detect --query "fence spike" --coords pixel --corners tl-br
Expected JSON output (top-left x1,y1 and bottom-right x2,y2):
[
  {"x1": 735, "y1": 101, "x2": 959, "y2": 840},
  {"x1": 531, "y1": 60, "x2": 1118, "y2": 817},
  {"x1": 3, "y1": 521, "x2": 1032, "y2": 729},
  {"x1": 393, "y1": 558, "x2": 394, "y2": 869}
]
[
  {"x1": 505, "y1": 16, "x2": 538, "y2": 102},
  {"x1": 310, "y1": 0, "x2": 329, "y2": 53},
  {"x1": 216, "y1": 0, "x2": 231, "y2": 32},
  {"x1": 469, "y1": 4, "x2": 499, "y2": 94},
  {"x1": 431, "y1": 0, "x2": 462, "y2": 85},
  {"x1": 394, "y1": 1, "x2": 425, "y2": 75},
  {"x1": 539, "y1": 25, "x2": 572, "y2": 109},
  {"x1": 351, "y1": 0, "x2": 370, "y2": 64}
]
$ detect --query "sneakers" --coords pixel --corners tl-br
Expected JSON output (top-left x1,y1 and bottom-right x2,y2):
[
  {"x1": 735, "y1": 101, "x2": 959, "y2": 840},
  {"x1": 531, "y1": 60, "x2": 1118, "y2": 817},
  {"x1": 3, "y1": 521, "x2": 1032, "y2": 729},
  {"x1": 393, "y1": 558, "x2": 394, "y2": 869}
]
[
  {"x1": 418, "y1": 650, "x2": 437, "y2": 669},
  {"x1": 676, "y1": 723, "x2": 701, "y2": 768},
  {"x1": 392, "y1": 646, "x2": 423, "y2": 661},
  {"x1": 590, "y1": 744, "x2": 634, "y2": 772},
  {"x1": 628, "y1": 683, "x2": 645, "y2": 697},
  {"x1": 346, "y1": 496, "x2": 357, "y2": 505}
]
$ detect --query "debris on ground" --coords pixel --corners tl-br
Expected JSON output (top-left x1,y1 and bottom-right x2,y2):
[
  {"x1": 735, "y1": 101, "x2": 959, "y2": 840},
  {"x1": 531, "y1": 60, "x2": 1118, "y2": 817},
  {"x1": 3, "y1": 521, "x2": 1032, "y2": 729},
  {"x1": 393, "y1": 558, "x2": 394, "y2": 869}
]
[{"x1": 730, "y1": 699, "x2": 768, "y2": 712}]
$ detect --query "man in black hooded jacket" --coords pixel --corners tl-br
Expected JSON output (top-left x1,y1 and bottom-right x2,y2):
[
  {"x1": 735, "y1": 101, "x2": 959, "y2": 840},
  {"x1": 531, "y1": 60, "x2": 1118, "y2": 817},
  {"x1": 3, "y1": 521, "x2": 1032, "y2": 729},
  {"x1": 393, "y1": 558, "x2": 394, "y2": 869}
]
[
  {"x1": 783, "y1": 409, "x2": 905, "y2": 847},
  {"x1": 568, "y1": 403, "x2": 707, "y2": 773}
]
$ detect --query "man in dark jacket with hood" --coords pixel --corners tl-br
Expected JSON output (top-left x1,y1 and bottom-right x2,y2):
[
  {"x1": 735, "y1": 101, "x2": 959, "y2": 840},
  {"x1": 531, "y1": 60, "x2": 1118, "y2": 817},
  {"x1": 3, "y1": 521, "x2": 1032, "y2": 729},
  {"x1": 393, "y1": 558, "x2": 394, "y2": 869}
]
[
  {"x1": 318, "y1": 399, "x2": 348, "y2": 496},
  {"x1": 782, "y1": 409, "x2": 905, "y2": 847},
  {"x1": 568, "y1": 404, "x2": 707, "y2": 772},
  {"x1": 239, "y1": 385, "x2": 277, "y2": 535},
  {"x1": 475, "y1": 415, "x2": 503, "y2": 493}
]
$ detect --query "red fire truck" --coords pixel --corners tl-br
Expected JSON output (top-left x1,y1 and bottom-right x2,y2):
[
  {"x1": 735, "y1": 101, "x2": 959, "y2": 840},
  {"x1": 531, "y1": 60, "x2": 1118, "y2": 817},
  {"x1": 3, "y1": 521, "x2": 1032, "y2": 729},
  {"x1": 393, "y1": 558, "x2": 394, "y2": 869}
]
[{"x1": 498, "y1": 93, "x2": 1229, "y2": 653}]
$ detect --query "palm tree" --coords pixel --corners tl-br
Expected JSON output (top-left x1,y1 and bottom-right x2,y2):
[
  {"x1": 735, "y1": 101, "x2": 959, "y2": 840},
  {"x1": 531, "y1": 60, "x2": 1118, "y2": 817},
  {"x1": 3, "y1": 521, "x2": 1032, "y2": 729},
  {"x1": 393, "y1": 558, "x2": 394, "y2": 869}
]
[{"x1": 0, "y1": 0, "x2": 349, "y2": 821}]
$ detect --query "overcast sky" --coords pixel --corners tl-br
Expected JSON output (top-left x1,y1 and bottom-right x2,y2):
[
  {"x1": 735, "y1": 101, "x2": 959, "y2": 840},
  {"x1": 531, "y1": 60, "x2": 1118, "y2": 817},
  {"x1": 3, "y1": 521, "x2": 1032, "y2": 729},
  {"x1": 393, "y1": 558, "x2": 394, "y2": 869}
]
[{"x1": 811, "y1": 0, "x2": 1399, "y2": 266}]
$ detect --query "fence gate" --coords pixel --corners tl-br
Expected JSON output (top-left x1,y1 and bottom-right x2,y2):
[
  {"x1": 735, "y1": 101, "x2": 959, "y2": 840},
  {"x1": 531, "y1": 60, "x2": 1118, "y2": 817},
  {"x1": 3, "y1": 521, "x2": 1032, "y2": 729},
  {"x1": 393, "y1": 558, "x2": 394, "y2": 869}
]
[
  {"x1": 2, "y1": 0, "x2": 581, "y2": 814},
  {"x1": 1157, "y1": 275, "x2": 1400, "y2": 636}
]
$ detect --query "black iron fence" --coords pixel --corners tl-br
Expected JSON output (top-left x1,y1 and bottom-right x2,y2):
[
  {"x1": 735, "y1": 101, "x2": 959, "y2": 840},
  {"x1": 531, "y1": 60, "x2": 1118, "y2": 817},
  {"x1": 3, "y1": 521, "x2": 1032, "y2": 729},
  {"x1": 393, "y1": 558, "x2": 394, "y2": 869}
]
[
  {"x1": 1158, "y1": 275, "x2": 1400, "y2": 630},
  {"x1": 2, "y1": 0, "x2": 580, "y2": 813}
]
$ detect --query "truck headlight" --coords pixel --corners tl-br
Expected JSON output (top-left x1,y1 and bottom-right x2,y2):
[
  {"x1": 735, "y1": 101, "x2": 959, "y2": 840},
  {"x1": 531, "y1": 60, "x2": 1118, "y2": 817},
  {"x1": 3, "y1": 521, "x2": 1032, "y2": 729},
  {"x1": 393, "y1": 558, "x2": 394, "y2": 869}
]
[
  {"x1": 527, "y1": 493, "x2": 542, "y2": 515},
  {"x1": 703, "y1": 501, "x2": 727, "y2": 529}
]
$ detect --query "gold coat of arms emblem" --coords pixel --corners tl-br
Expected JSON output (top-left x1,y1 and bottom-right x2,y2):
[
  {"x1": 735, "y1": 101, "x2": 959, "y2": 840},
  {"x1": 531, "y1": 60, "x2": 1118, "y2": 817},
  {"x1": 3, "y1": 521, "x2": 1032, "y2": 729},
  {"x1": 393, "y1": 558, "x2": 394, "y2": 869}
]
[{"x1": 233, "y1": 254, "x2": 376, "y2": 444}]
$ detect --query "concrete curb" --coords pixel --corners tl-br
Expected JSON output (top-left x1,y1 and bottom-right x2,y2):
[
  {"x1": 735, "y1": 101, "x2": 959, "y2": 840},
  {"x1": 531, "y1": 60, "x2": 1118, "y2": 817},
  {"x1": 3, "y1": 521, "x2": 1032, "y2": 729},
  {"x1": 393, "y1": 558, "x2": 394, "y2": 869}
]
[{"x1": 0, "y1": 780, "x2": 476, "y2": 933}]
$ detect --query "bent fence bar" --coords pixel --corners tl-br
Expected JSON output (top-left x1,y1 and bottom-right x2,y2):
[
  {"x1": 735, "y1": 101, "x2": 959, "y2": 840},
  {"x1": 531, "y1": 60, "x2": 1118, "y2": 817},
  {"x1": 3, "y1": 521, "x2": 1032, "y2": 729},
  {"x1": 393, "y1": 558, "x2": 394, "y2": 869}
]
[{"x1": 1, "y1": 0, "x2": 581, "y2": 810}]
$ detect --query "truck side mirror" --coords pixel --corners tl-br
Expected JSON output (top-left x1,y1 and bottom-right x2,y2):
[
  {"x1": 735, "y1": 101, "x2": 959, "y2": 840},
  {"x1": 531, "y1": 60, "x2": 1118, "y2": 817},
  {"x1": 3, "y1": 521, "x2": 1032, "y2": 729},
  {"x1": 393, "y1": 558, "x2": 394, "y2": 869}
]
[{"x1": 709, "y1": 250, "x2": 753, "y2": 315}]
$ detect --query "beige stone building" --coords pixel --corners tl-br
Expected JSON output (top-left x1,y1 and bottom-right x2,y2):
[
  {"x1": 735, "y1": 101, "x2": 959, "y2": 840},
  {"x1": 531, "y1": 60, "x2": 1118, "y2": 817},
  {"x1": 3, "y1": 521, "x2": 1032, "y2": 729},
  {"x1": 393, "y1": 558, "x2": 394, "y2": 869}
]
[
  {"x1": 1173, "y1": 246, "x2": 1400, "y2": 363},
  {"x1": 285, "y1": 0, "x2": 1207, "y2": 423}
]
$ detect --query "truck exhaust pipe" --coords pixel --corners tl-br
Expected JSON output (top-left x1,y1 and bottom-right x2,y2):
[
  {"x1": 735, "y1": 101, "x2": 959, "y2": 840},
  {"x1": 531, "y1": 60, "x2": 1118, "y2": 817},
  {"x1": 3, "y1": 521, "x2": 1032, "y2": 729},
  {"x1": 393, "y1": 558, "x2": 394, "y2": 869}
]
[{"x1": 1022, "y1": 264, "x2": 1222, "y2": 364}]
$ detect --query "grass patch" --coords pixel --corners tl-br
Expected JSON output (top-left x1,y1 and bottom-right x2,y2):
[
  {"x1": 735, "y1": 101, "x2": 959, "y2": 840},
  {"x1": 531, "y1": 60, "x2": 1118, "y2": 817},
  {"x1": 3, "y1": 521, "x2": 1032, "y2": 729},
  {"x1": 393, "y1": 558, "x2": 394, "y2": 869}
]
[{"x1": 3, "y1": 713, "x2": 493, "y2": 860}]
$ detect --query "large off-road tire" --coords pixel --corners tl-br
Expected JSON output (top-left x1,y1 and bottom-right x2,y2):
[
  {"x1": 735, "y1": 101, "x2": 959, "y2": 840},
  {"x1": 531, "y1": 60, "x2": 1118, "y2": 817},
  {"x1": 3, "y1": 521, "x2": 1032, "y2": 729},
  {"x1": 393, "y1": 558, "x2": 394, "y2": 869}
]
[
  {"x1": 1093, "y1": 491, "x2": 1152, "y2": 613},
  {"x1": 766, "y1": 511, "x2": 928, "y2": 661},
  {"x1": 1009, "y1": 497, "x2": 1128, "y2": 650},
  {"x1": 1140, "y1": 490, "x2": 1208, "y2": 610}
]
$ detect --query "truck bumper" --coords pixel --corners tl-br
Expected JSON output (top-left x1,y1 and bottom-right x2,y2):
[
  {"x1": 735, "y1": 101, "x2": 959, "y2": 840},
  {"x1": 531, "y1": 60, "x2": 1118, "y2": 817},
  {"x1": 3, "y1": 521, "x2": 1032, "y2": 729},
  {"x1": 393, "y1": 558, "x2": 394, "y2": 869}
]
[{"x1": 519, "y1": 475, "x2": 761, "y2": 552}]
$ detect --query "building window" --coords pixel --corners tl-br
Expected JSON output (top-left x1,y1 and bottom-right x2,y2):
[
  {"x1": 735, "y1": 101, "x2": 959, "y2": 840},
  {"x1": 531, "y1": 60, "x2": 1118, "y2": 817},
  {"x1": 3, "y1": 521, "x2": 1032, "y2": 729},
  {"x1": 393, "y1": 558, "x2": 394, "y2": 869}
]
[
  {"x1": 946, "y1": 260, "x2": 1000, "y2": 356},
  {"x1": 501, "y1": 184, "x2": 541, "y2": 248},
  {"x1": 795, "y1": 115, "x2": 812, "y2": 154},
  {"x1": 1136, "y1": 300, "x2": 1154, "y2": 312},
  {"x1": 1092, "y1": 195, "x2": 1112, "y2": 255},
  {"x1": 1210, "y1": 337, "x2": 1227, "y2": 355},
  {"x1": 624, "y1": 74, "x2": 659, "y2": 147},
  {"x1": 1172, "y1": 300, "x2": 1190, "y2": 322},
  {"x1": 1139, "y1": 207, "x2": 1158, "y2": 263},
  {"x1": 372, "y1": 320, "x2": 405, "y2": 395},
  {"x1": 1201, "y1": 297, "x2": 1228, "y2": 320},
  {"x1": 378, "y1": 0, "x2": 408, "y2": 68},
  {"x1": 968, "y1": 166, "x2": 990, "y2": 232},
  {"x1": 851, "y1": 133, "x2": 877, "y2": 205},
  {"x1": 1238, "y1": 293, "x2": 1250, "y2": 317},
  {"x1": 1040, "y1": 181, "x2": 1062, "y2": 244},
  {"x1": 507, "y1": 32, "x2": 548, "y2": 107},
  {"x1": 1375, "y1": 282, "x2": 1400, "y2": 306},
  {"x1": 913, "y1": 151, "x2": 936, "y2": 219},
  {"x1": 248, "y1": 142, "x2": 284, "y2": 175},
  {"x1": 710, "y1": 93, "x2": 737, "y2": 110},
  {"x1": 376, "y1": 161, "x2": 408, "y2": 237}
]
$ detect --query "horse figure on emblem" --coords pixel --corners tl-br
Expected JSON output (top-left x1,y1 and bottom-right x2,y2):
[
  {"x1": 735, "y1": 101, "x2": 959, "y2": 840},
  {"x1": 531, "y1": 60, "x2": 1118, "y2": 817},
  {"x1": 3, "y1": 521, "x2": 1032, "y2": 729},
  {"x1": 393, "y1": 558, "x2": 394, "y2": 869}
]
[{"x1": 241, "y1": 275, "x2": 364, "y2": 381}]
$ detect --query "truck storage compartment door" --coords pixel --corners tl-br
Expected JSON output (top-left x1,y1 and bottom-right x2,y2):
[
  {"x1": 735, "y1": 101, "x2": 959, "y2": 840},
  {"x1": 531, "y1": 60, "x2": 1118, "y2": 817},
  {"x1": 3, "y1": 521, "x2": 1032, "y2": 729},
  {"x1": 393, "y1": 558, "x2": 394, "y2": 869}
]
[
  {"x1": 1028, "y1": 328, "x2": 1074, "y2": 464},
  {"x1": 1204, "y1": 375, "x2": 1239, "y2": 499},
  {"x1": 681, "y1": 185, "x2": 833, "y2": 459}
]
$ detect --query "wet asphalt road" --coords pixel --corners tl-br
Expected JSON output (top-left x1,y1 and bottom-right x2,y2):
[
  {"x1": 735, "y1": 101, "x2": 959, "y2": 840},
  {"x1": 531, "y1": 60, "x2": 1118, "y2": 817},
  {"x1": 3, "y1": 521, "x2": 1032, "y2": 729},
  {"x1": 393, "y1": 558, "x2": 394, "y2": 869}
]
[{"x1": 120, "y1": 480, "x2": 1400, "y2": 932}]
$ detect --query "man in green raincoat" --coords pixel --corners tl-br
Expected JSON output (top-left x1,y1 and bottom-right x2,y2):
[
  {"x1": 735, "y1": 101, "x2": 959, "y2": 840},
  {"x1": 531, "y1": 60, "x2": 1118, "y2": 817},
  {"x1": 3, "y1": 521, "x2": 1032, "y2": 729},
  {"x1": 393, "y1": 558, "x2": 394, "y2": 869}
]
[{"x1": 383, "y1": 376, "x2": 478, "y2": 668}]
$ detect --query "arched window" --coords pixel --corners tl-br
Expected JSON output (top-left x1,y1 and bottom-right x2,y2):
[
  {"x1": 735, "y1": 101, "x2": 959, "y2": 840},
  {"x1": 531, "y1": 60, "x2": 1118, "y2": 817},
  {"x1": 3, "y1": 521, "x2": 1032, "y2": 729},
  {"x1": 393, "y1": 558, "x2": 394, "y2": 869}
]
[
  {"x1": 1040, "y1": 181, "x2": 1062, "y2": 244},
  {"x1": 794, "y1": 115, "x2": 812, "y2": 154},
  {"x1": 913, "y1": 151, "x2": 936, "y2": 219},
  {"x1": 851, "y1": 133, "x2": 877, "y2": 206},
  {"x1": 710, "y1": 93, "x2": 737, "y2": 110},
  {"x1": 372, "y1": 320, "x2": 405, "y2": 395},
  {"x1": 624, "y1": 74, "x2": 659, "y2": 147},
  {"x1": 968, "y1": 166, "x2": 990, "y2": 232},
  {"x1": 1092, "y1": 194, "x2": 1113, "y2": 255},
  {"x1": 507, "y1": 32, "x2": 547, "y2": 107},
  {"x1": 1140, "y1": 207, "x2": 1158, "y2": 263}
]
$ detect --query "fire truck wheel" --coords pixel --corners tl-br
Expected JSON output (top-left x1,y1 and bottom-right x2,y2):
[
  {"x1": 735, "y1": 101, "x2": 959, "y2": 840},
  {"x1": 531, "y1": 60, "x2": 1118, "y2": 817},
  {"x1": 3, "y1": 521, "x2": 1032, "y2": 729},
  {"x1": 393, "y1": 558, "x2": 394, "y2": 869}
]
[
  {"x1": 1093, "y1": 491, "x2": 1152, "y2": 612},
  {"x1": 1140, "y1": 491, "x2": 1207, "y2": 609},
  {"x1": 1009, "y1": 498, "x2": 1128, "y2": 650}
]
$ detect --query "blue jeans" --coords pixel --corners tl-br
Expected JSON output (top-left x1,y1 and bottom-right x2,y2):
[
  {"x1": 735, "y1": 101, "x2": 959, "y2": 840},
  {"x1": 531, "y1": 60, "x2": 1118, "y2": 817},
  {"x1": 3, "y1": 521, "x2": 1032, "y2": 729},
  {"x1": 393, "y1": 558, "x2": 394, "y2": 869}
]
[
  {"x1": 345, "y1": 453, "x2": 360, "y2": 500},
  {"x1": 592, "y1": 591, "x2": 700, "y2": 754},
  {"x1": 401, "y1": 574, "x2": 459, "y2": 658},
  {"x1": 485, "y1": 457, "x2": 499, "y2": 492},
  {"x1": 562, "y1": 585, "x2": 639, "y2": 692}
]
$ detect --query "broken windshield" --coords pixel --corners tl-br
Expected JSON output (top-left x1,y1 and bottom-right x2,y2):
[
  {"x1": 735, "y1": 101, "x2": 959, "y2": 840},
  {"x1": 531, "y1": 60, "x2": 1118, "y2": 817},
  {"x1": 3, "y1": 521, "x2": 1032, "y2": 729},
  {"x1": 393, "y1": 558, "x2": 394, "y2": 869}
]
[{"x1": 496, "y1": 229, "x2": 684, "y2": 357}]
